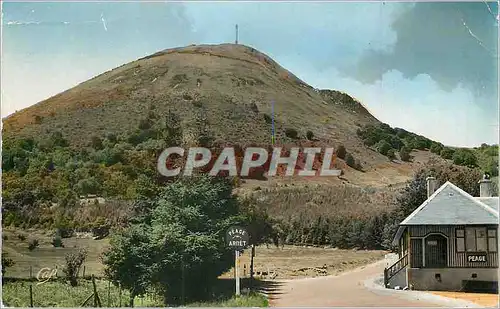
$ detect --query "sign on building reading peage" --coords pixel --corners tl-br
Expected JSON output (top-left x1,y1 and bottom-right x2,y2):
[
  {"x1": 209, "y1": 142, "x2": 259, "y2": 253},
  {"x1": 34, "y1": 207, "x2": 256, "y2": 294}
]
[
  {"x1": 226, "y1": 226, "x2": 249, "y2": 250},
  {"x1": 467, "y1": 253, "x2": 487, "y2": 262}
]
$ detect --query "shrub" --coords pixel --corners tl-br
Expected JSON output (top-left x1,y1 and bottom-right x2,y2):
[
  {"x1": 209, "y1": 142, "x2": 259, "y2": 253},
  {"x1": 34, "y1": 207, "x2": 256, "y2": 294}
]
[
  {"x1": 138, "y1": 118, "x2": 152, "y2": 130},
  {"x1": 2, "y1": 253, "x2": 14, "y2": 276},
  {"x1": 387, "y1": 149, "x2": 396, "y2": 161},
  {"x1": 52, "y1": 235, "x2": 64, "y2": 248},
  {"x1": 430, "y1": 142, "x2": 443, "y2": 154},
  {"x1": 90, "y1": 135, "x2": 103, "y2": 150},
  {"x1": 28, "y1": 239, "x2": 39, "y2": 251},
  {"x1": 440, "y1": 147, "x2": 455, "y2": 159},
  {"x1": 399, "y1": 147, "x2": 411, "y2": 162},
  {"x1": 17, "y1": 234, "x2": 26, "y2": 241},
  {"x1": 345, "y1": 153, "x2": 355, "y2": 168},
  {"x1": 377, "y1": 140, "x2": 392, "y2": 156},
  {"x1": 63, "y1": 248, "x2": 88, "y2": 287},
  {"x1": 306, "y1": 130, "x2": 314, "y2": 140},
  {"x1": 336, "y1": 145, "x2": 347, "y2": 159},
  {"x1": 452, "y1": 149, "x2": 478, "y2": 167},
  {"x1": 263, "y1": 114, "x2": 272, "y2": 124},
  {"x1": 284, "y1": 128, "x2": 299, "y2": 139}
]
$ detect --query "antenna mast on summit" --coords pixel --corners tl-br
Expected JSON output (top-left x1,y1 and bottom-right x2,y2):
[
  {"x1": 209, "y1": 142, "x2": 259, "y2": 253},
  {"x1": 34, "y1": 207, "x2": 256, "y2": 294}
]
[{"x1": 235, "y1": 24, "x2": 239, "y2": 44}]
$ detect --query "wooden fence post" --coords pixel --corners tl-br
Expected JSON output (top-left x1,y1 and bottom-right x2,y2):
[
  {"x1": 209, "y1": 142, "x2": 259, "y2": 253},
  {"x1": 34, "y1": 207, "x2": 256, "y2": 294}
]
[
  {"x1": 30, "y1": 266, "x2": 33, "y2": 279},
  {"x1": 29, "y1": 284, "x2": 34, "y2": 307},
  {"x1": 82, "y1": 266, "x2": 86, "y2": 278},
  {"x1": 92, "y1": 275, "x2": 102, "y2": 307},
  {"x1": 108, "y1": 281, "x2": 111, "y2": 307},
  {"x1": 119, "y1": 284, "x2": 122, "y2": 307}
]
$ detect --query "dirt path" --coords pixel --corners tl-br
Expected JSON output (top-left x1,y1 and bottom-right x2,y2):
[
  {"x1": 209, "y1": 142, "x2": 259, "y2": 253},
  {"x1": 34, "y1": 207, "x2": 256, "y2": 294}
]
[{"x1": 266, "y1": 260, "x2": 443, "y2": 307}]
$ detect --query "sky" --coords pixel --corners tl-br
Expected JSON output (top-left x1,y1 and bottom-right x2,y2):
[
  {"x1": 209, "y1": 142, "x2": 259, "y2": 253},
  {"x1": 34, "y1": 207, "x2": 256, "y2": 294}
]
[{"x1": 1, "y1": 1, "x2": 498, "y2": 147}]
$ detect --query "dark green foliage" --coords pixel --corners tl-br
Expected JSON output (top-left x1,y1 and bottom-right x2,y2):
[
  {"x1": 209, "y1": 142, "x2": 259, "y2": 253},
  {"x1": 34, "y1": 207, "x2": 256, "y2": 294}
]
[
  {"x1": 284, "y1": 128, "x2": 298, "y2": 139},
  {"x1": 430, "y1": 142, "x2": 444, "y2": 154},
  {"x1": 452, "y1": 149, "x2": 478, "y2": 167},
  {"x1": 376, "y1": 140, "x2": 392, "y2": 156},
  {"x1": 336, "y1": 145, "x2": 347, "y2": 159},
  {"x1": 306, "y1": 130, "x2": 314, "y2": 140},
  {"x1": 52, "y1": 235, "x2": 64, "y2": 247},
  {"x1": 2, "y1": 253, "x2": 14, "y2": 276},
  {"x1": 440, "y1": 147, "x2": 455, "y2": 159},
  {"x1": 28, "y1": 239, "x2": 39, "y2": 251},
  {"x1": 399, "y1": 146, "x2": 411, "y2": 162},
  {"x1": 102, "y1": 176, "x2": 271, "y2": 305},
  {"x1": 263, "y1": 114, "x2": 272, "y2": 124},
  {"x1": 345, "y1": 153, "x2": 355, "y2": 168},
  {"x1": 63, "y1": 248, "x2": 87, "y2": 287}
]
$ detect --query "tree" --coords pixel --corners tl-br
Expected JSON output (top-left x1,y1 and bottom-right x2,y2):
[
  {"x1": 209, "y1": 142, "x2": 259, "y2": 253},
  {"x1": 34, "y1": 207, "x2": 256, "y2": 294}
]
[
  {"x1": 440, "y1": 147, "x2": 455, "y2": 159},
  {"x1": 336, "y1": 145, "x2": 347, "y2": 160},
  {"x1": 102, "y1": 226, "x2": 153, "y2": 306},
  {"x1": 103, "y1": 176, "x2": 261, "y2": 305},
  {"x1": 63, "y1": 248, "x2": 87, "y2": 286},
  {"x1": 345, "y1": 153, "x2": 355, "y2": 168},
  {"x1": 452, "y1": 149, "x2": 477, "y2": 167},
  {"x1": 399, "y1": 146, "x2": 411, "y2": 162},
  {"x1": 387, "y1": 149, "x2": 396, "y2": 161},
  {"x1": 377, "y1": 140, "x2": 392, "y2": 156}
]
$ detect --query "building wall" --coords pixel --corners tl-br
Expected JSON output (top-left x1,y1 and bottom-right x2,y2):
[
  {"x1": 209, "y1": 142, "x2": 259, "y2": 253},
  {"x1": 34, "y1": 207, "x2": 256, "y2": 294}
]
[
  {"x1": 408, "y1": 267, "x2": 498, "y2": 291},
  {"x1": 408, "y1": 225, "x2": 498, "y2": 268}
]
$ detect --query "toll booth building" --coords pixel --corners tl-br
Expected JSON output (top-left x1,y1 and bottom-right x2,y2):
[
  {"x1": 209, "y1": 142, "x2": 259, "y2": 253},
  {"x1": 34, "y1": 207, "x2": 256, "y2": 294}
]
[{"x1": 385, "y1": 176, "x2": 498, "y2": 291}]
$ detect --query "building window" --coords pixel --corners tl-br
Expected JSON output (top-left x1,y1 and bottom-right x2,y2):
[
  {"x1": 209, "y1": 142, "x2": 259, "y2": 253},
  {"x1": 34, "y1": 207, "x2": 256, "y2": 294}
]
[
  {"x1": 465, "y1": 227, "x2": 488, "y2": 252},
  {"x1": 456, "y1": 229, "x2": 465, "y2": 252},
  {"x1": 488, "y1": 229, "x2": 497, "y2": 252}
]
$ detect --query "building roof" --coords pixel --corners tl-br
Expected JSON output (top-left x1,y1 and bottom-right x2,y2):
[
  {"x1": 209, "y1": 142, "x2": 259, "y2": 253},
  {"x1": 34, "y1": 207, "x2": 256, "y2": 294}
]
[
  {"x1": 474, "y1": 197, "x2": 499, "y2": 212},
  {"x1": 400, "y1": 181, "x2": 499, "y2": 226}
]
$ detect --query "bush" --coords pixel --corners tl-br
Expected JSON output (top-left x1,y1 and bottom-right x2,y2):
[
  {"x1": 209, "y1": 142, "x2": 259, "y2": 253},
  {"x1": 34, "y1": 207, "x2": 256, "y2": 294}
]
[
  {"x1": 306, "y1": 130, "x2": 314, "y2": 140},
  {"x1": 28, "y1": 239, "x2": 39, "y2": 251},
  {"x1": 345, "y1": 153, "x2": 356, "y2": 168},
  {"x1": 440, "y1": 147, "x2": 455, "y2": 159},
  {"x1": 336, "y1": 145, "x2": 347, "y2": 160},
  {"x1": 387, "y1": 149, "x2": 396, "y2": 161},
  {"x1": 2, "y1": 253, "x2": 14, "y2": 276},
  {"x1": 452, "y1": 149, "x2": 477, "y2": 167},
  {"x1": 63, "y1": 248, "x2": 87, "y2": 287},
  {"x1": 17, "y1": 234, "x2": 26, "y2": 241},
  {"x1": 263, "y1": 114, "x2": 272, "y2": 124},
  {"x1": 377, "y1": 140, "x2": 392, "y2": 156},
  {"x1": 90, "y1": 135, "x2": 103, "y2": 150},
  {"x1": 430, "y1": 142, "x2": 443, "y2": 154},
  {"x1": 52, "y1": 235, "x2": 64, "y2": 248},
  {"x1": 284, "y1": 128, "x2": 299, "y2": 139},
  {"x1": 399, "y1": 147, "x2": 411, "y2": 162}
]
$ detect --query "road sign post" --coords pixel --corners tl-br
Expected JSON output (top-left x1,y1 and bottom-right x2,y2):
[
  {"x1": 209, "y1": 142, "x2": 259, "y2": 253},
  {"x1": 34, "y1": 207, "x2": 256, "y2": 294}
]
[
  {"x1": 235, "y1": 250, "x2": 240, "y2": 296},
  {"x1": 226, "y1": 226, "x2": 249, "y2": 297}
]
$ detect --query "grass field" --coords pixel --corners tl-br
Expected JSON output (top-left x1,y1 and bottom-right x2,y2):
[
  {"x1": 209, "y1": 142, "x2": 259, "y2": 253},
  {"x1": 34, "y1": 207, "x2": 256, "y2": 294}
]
[
  {"x1": 2, "y1": 228, "x2": 109, "y2": 278},
  {"x1": 3, "y1": 228, "x2": 385, "y2": 307},
  {"x1": 1, "y1": 278, "x2": 268, "y2": 307},
  {"x1": 221, "y1": 245, "x2": 386, "y2": 279}
]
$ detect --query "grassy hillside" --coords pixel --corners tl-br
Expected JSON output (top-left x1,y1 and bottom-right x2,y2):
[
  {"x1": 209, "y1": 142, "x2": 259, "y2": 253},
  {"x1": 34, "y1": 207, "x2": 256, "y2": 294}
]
[{"x1": 2, "y1": 43, "x2": 496, "y2": 232}]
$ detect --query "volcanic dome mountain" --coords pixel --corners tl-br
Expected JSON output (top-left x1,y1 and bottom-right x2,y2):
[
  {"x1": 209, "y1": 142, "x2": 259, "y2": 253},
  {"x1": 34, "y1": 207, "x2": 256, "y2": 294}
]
[{"x1": 3, "y1": 44, "x2": 439, "y2": 185}]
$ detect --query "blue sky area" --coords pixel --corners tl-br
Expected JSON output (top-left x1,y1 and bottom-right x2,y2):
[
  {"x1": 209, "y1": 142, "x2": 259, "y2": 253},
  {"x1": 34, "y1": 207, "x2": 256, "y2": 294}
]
[{"x1": 2, "y1": 1, "x2": 498, "y2": 147}]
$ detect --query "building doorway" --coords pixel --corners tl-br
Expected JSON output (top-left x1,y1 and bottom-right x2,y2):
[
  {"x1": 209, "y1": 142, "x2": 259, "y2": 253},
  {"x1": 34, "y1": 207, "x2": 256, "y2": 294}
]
[{"x1": 425, "y1": 234, "x2": 447, "y2": 267}]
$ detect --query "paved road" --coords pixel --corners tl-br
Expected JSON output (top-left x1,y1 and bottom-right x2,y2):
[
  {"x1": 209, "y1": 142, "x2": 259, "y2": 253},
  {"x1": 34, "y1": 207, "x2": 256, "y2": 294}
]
[{"x1": 266, "y1": 260, "x2": 449, "y2": 307}]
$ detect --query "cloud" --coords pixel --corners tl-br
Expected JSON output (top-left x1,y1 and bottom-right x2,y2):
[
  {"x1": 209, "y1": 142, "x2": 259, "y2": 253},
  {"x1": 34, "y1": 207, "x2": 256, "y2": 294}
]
[{"x1": 345, "y1": 2, "x2": 498, "y2": 103}]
